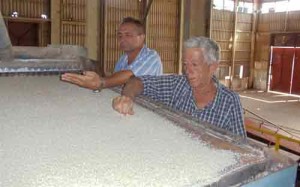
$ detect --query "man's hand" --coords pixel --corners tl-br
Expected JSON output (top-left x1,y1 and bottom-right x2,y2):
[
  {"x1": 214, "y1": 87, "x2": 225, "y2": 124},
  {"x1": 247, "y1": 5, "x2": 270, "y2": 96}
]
[
  {"x1": 112, "y1": 96, "x2": 134, "y2": 115},
  {"x1": 61, "y1": 71, "x2": 102, "y2": 90}
]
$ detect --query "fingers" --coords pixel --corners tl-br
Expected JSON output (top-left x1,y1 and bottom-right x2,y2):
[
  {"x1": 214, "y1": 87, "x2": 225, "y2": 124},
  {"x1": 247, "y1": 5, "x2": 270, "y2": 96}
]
[
  {"x1": 61, "y1": 73, "x2": 83, "y2": 81},
  {"x1": 112, "y1": 96, "x2": 134, "y2": 115},
  {"x1": 61, "y1": 71, "x2": 101, "y2": 90},
  {"x1": 61, "y1": 73, "x2": 86, "y2": 86},
  {"x1": 127, "y1": 107, "x2": 134, "y2": 115}
]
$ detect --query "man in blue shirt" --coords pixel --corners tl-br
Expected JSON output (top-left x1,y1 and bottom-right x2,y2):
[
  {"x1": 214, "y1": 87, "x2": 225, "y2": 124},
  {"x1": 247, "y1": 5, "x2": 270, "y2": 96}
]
[
  {"x1": 112, "y1": 36, "x2": 246, "y2": 138},
  {"x1": 61, "y1": 17, "x2": 162, "y2": 91}
]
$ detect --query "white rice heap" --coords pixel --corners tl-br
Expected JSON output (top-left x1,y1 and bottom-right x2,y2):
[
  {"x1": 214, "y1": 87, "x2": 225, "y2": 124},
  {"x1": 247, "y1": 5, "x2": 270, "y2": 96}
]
[{"x1": 0, "y1": 76, "x2": 242, "y2": 187}]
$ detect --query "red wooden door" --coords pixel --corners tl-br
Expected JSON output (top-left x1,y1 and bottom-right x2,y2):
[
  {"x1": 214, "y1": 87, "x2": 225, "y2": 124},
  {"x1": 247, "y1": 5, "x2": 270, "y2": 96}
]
[
  {"x1": 291, "y1": 48, "x2": 300, "y2": 94},
  {"x1": 270, "y1": 47, "x2": 295, "y2": 93}
]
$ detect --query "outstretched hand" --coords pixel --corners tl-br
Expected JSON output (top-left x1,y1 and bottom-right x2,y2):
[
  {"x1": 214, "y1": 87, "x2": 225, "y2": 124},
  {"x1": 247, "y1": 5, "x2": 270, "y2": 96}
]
[
  {"x1": 112, "y1": 96, "x2": 134, "y2": 115},
  {"x1": 61, "y1": 71, "x2": 101, "y2": 90}
]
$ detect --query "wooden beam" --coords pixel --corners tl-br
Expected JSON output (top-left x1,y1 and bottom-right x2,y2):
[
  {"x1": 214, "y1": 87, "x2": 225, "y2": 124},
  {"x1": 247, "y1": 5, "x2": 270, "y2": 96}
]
[
  {"x1": 3, "y1": 16, "x2": 50, "y2": 23},
  {"x1": 143, "y1": 0, "x2": 154, "y2": 23}
]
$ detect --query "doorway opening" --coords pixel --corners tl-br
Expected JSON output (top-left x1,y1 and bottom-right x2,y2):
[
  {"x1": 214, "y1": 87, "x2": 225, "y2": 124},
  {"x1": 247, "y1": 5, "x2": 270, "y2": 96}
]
[{"x1": 268, "y1": 46, "x2": 300, "y2": 96}]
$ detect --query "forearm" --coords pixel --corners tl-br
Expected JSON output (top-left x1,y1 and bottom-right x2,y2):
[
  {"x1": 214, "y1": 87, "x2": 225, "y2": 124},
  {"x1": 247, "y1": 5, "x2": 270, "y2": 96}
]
[
  {"x1": 103, "y1": 70, "x2": 134, "y2": 88},
  {"x1": 121, "y1": 76, "x2": 144, "y2": 100}
]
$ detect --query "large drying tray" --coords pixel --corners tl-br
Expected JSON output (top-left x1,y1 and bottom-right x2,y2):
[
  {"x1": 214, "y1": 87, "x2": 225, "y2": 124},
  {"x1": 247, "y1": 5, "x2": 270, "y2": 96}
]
[{"x1": 0, "y1": 76, "x2": 297, "y2": 187}]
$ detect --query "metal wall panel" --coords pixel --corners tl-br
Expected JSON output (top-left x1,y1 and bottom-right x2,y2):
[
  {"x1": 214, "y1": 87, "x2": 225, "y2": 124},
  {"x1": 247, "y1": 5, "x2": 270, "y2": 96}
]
[
  {"x1": 211, "y1": 9, "x2": 234, "y2": 68},
  {"x1": 60, "y1": 0, "x2": 87, "y2": 46},
  {"x1": 146, "y1": 0, "x2": 180, "y2": 73},
  {"x1": 287, "y1": 12, "x2": 300, "y2": 31},
  {"x1": 211, "y1": 9, "x2": 253, "y2": 81}
]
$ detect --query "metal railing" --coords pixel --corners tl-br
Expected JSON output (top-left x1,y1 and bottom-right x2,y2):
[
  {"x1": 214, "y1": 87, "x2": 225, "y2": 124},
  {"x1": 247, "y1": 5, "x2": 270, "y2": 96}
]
[{"x1": 244, "y1": 108, "x2": 300, "y2": 155}]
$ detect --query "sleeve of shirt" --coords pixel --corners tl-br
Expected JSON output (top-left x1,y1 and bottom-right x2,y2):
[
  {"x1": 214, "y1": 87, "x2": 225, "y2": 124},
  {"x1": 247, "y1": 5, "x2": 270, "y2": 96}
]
[
  {"x1": 139, "y1": 75, "x2": 179, "y2": 106},
  {"x1": 131, "y1": 50, "x2": 163, "y2": 76},
  {"x1": 229, "y1": 94, "x2": 247, "y2": 138}
]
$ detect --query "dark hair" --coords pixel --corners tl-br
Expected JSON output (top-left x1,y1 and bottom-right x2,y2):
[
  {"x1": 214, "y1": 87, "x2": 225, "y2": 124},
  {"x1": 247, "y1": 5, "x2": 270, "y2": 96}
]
[{"x1": 121, "y1": 17, "x2": 145, "y2": 34}]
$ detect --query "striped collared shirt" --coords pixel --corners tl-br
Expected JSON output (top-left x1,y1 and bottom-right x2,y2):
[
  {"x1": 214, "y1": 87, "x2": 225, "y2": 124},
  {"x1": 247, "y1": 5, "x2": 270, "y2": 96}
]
[
  {"x1": 140, "y1": 75, "x2": 246, "y2": 138},
  {"x1": 114, "y1": 45, "x2": 163, "y2": 76}
]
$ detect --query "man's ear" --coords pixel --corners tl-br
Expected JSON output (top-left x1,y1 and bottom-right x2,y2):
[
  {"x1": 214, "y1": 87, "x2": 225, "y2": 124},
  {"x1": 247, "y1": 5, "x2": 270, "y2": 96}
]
[
  {"x1": 209, "y1": 63, "x2": 218, "y2": 75},
  {"x1": 140, "y1": 34, "x2": 146, "y2": 41}
]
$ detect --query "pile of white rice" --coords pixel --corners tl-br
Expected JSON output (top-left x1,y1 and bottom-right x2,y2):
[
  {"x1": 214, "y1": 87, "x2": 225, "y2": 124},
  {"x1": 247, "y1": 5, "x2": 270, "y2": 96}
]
[{"x1": 0, "y1": 76, "x2": 242, "y2": 187}]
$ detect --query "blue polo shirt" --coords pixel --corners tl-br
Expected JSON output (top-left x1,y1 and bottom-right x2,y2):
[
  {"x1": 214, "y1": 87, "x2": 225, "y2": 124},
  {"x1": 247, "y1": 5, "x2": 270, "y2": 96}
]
[
  {"x1": 139, "y1": 75, "x2": 246, "y2": 138},
  {"x1": 114, "y1": 45, "x2": 163, "y2": 76}
]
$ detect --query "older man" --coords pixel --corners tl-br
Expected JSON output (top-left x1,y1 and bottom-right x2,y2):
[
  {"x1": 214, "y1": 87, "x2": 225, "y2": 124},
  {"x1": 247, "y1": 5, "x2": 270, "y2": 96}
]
[
  {"x1": 112, "y1": 36, "x2": 246, "y2": 138},
  {"x1": 61, "y1": 17, "x2": 162, "y2": 91}
]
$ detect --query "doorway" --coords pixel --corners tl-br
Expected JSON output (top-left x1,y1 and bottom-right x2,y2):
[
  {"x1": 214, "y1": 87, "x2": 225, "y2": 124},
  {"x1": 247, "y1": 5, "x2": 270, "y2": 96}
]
[
  {"x1": 7, "y1": 21, "x2": 39, "y2": 46},
  {"x1": 269, "y1": 47, "x2": 300, "y2": 95}
]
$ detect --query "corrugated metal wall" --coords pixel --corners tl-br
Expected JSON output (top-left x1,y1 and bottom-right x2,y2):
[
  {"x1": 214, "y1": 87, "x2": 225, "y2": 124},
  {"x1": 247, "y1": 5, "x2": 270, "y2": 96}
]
[
  {"x1": 147, "y1": 0, "x2": 180, "y2": 73},
  {"x1": 235, "y1": 12, "x2": 252, "y2": 77},
  {"x1": 60, "y1": 0, "x2": 87, "y2": 46},
  {"x1": 211, "y1": 9, "x2": 234, "y2": 77},
  {"x1": 210, "y1": 9, "x2": 253, "y2": 90}
]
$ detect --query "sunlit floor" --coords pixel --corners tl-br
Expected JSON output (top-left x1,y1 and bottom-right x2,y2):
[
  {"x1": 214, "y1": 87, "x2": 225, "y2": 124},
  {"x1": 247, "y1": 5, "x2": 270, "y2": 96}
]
[
  {"x1": 239, "y1": 89, "x2": 300, "y2": 160},
  {"x1": 239, "y1": 90, "x2": 300, "y2": 187},
  {"x1": 239, "y1": 90, "x2": 300, "y2": 133}
]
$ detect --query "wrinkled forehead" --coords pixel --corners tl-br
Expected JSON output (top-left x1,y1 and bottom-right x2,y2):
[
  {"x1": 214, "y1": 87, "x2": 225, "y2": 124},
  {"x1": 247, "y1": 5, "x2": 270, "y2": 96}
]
[
  {"x1": 183, "y1": 48, "x2": 205, "y2": 60},
  {"x1": 117, "y1": 23, "x2": 139, "y2": 33}
]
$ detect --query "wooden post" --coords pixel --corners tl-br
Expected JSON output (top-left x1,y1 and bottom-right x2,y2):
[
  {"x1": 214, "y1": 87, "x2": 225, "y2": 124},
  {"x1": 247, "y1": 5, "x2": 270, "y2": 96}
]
[
  {"x1": 86, "y1": 0, "x2": 99, "y2": 60},
  {"x1": 178, "y1": 0, "x2": 185, "y2": 74},
  {"x1": 51, "y1": 0, "x2": 61, "y2": 44},
  {"x1": 249, "y1": 0, "x2": 259, "y2": 88},
  {"x1": 230, "y1": 0, "x2": 238, "y2": 89}
]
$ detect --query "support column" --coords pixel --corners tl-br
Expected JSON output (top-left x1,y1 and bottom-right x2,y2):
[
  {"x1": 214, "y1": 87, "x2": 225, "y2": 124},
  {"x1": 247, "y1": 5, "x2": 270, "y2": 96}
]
[
  {"x1": 51, "y1": 0, "x2": 61, "y2": 44},
  {"x1": 86, "y1": 0, "x2": 100, "y2": 60}
]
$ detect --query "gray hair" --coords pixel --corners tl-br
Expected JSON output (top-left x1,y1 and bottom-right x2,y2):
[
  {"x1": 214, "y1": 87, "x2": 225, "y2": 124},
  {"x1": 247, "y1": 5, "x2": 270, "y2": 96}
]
[{"x1": 184, "y1": 36, "x2": 220, "y2": 65}]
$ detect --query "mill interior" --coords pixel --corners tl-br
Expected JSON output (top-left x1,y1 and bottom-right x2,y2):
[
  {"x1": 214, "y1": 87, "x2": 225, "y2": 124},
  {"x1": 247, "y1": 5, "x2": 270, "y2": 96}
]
[{"x1": 0, "y1": 0, "x2": 300, "y2": 186}]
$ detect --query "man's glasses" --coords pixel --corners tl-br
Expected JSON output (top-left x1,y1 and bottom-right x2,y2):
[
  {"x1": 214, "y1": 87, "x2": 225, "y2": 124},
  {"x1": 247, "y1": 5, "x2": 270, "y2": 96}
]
[{"x1": 117, "y1": 33, "x2": 141, "y2": 39}]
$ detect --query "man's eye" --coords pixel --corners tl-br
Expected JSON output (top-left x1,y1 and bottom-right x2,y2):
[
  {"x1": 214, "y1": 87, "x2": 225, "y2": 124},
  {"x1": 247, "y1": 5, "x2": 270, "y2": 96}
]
[{"x1": 117, "y1": 33, "x2": 134, "y2": 38}]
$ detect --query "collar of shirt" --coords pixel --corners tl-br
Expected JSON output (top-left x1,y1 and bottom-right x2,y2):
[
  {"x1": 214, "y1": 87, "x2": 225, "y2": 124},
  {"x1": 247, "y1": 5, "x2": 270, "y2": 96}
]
[
  {"x1": 209, "y1": 76, "x2": 222, "y2": 111},
  {"x1": 125, "y1": 44, "x2": 147, "y2": 69}
]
